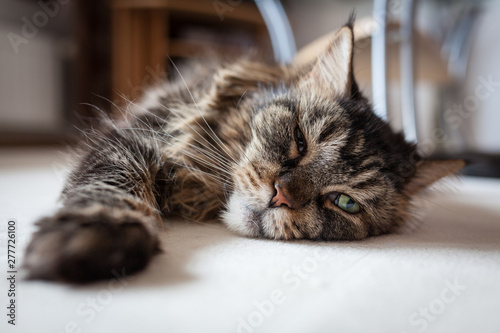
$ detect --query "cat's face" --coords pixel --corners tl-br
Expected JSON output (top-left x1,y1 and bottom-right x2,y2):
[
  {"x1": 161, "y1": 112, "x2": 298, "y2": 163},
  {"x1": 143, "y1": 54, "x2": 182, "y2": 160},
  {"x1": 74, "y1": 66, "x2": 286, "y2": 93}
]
[
  {"x1": 222, "y1": 25, "x2": 463, "y2": 241},
  {"x1": 224, "y1": 94, "x2": 407, "y2": 240}
]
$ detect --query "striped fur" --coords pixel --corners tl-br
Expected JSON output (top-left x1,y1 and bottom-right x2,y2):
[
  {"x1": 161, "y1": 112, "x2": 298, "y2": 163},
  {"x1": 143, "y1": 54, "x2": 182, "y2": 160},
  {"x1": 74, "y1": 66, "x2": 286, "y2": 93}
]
[{"x1": 23, "y1": 22, "x2": 464, "y2": 283}]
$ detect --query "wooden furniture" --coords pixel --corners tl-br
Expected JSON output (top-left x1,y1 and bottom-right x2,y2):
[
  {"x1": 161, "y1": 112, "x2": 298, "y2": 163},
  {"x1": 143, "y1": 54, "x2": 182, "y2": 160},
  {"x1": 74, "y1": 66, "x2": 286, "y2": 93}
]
[{"x1": 110, "y1": 0, "x2": 269, "y2": 102}]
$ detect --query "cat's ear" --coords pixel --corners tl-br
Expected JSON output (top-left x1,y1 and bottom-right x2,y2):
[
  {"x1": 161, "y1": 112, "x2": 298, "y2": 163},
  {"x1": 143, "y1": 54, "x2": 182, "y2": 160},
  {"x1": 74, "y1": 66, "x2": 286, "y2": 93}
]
[
  {"x1": 296, "y1": 25, "x2": 356, "y2": 96},
  {"x1": 403, "y1": 159, "x2": 465, "y2": 197}
]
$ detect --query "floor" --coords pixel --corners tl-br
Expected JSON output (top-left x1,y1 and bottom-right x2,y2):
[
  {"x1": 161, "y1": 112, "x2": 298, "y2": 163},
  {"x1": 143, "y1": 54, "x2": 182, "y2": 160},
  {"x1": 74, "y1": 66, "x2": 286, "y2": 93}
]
[{"x1": 1, "y1": 148, "x2": 500, "y2": 333}]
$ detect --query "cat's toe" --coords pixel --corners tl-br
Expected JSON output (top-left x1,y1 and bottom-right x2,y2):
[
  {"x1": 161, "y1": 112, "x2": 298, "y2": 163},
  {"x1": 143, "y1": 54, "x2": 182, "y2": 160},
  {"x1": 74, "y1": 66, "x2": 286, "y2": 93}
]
[{"x1": 23, "y1": 209, "x2": 161, "y2": 283}]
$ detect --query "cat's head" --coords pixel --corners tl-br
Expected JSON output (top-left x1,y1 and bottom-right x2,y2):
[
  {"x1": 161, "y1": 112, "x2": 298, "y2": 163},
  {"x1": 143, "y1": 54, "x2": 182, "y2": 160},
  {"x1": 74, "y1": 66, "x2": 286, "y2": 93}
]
[{"x1": 222, "y1": 23, "x2": 464, "y2": 240}]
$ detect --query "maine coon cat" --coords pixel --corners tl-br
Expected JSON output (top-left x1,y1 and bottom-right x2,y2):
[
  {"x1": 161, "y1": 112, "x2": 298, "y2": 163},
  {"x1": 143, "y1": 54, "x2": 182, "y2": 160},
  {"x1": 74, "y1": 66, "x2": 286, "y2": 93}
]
[{"x1": 23, "y1": 21, "x2": 464, "y2": 283}]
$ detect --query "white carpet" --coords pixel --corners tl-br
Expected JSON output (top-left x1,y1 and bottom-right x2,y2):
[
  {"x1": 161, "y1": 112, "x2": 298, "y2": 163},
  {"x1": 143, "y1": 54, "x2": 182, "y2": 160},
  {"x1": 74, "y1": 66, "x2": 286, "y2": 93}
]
[{"x1": 1, "y1": 148, "x2": 500, "y2": 333}]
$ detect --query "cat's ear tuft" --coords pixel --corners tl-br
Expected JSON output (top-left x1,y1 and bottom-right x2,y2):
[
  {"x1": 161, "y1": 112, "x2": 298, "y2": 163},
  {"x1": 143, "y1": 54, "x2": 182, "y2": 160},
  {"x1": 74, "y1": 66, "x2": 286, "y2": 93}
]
[
  {"x1": 297, "y1": 25, "x2": 356, "y2": 96},
  {"x1": 403, "y1": 159, "x2": 466, "y2": 197}
]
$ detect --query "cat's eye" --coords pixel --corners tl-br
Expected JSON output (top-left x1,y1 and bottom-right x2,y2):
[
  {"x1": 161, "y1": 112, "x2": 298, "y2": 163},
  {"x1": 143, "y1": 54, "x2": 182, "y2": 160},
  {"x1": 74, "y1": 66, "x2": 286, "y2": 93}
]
[
  {"x1": 329, "y1": 193, "x2": 360, "y2": 214},
  {"x1": 294, "y1": 126, "x2": 307, "y2": 154}
]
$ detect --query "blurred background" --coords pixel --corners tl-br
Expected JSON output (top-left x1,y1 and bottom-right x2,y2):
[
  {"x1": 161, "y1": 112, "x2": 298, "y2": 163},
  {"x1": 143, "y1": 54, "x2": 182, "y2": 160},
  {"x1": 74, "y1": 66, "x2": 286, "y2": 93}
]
[{"x1": 0, "y1": 0, "x2": 499, "y2": 177}]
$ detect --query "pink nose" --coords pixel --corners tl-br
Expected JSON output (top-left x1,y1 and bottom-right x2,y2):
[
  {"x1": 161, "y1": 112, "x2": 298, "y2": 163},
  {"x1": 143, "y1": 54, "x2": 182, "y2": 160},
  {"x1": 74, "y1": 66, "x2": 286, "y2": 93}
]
[{"x1": 270, "y1": 183, "x2": 293, "y2": 208}]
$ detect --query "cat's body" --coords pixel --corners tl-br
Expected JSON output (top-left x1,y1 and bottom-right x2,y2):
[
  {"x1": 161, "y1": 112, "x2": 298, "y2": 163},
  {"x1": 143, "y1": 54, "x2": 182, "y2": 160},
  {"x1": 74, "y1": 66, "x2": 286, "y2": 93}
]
[{"x1": 23, "y1": 22, "x2": 464, "y2": 283}]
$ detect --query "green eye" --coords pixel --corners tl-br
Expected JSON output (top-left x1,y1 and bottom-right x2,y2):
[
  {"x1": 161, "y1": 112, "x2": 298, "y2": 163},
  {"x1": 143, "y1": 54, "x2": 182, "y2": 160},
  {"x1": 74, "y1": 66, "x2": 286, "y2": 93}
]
[{"x1": 334, "y1": 194, "x2": 360, "y2": 214}]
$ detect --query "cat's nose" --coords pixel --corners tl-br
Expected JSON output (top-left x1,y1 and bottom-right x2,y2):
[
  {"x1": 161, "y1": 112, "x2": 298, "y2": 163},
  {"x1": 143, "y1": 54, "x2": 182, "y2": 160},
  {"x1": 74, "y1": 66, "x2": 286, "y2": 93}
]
[{"x1": 270, "y1": 183, "x2": 293, "y2": 209}]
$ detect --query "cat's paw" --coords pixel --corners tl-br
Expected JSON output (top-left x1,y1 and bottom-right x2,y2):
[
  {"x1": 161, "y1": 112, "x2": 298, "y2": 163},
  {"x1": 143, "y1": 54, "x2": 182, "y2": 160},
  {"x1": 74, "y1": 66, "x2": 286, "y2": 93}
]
[{"x1": 23, "y1": 207, "x2": 161, "y2": 283}]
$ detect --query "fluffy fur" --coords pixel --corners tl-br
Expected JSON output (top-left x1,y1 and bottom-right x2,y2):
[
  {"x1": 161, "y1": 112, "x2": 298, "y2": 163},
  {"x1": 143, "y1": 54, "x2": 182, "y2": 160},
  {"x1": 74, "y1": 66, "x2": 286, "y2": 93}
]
[{"x1": 23, "y1": 21, "x2": 464, "y2": 283}]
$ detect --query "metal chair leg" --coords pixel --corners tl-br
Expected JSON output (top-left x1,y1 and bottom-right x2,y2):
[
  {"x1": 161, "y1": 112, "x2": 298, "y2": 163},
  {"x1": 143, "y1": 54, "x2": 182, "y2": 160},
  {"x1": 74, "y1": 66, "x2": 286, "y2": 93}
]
[
  {"x1": 255, "y1": 0, "x2": 297, "y2": 64},
  {"x1": 372, "y1": 0, "x2": 389, "y2": 121},
  {"x1": 400, "y1": 0, "x2": 418, "y2": 143}
]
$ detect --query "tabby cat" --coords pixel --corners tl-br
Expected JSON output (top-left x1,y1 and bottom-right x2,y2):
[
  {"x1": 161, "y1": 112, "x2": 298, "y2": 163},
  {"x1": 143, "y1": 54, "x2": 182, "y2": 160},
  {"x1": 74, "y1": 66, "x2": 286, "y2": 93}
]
[{"x1": 23, "y1": 21, "x2": 464, "y2": 283}]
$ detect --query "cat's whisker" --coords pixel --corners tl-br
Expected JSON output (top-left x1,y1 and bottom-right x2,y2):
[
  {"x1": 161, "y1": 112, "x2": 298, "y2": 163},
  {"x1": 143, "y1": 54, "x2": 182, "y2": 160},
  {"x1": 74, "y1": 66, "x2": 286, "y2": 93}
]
[
  {"x1": 238, "y1": 148, "x2": 251, "y2": 165},
  {"x1": 168, "y1": 57, "x2": 239, "y2": 165},
  {"x1": 114, "y1": 105, "x2": 234, "y2": 181},
  {"x1": 180, "y1": 152, "x2": 231, "y2": 175},
  {"x1": 119, "y1": 126, "x2": 233, "y2": 173},
  {"x1": 173, "y1": 162, "x2": 233, "y2": 189},
  {"x1": 175, "y1": 148, "x2": 234, "y2": 178},
  {"x1": 158, "y1": 108, "x2": 237, "y2": 170},
  {"x1": 156, "y1": 99, "x2": 237, "y2": 166},
  {"x1": 114, "y1": 94, "x2": 234, "y2": 171},
  {"x1": 235, "y1": 89, "x2": 249, "y2": 108},
  {"x1": 171, "y1": 164, "x2": 232, "y2": 190},
  {"x1": 161, "y1": 133, "x2": 233, "y2": 172},
  {"x1": 79, "y1": 102, "x2": 110, "y2": 120},
  {"x1": 122, "y1": 96, "x2": 234, "y2": 168},
  {"x1": 168, "y1": 152, "x2": 233, "y2": 183}
]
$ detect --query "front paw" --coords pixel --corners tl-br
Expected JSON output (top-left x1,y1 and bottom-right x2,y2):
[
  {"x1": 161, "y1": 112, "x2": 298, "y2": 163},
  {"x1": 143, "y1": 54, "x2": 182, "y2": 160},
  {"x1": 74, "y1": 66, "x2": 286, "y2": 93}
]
[{"x1": 23, "y1": 207, "x2": 161, "y2": 283}]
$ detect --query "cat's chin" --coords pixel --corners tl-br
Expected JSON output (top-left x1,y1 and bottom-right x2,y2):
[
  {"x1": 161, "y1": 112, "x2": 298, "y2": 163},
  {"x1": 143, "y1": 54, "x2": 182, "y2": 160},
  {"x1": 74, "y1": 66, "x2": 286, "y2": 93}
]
[
  {"x1": 222, "y1": 192, "x2": 296, "y2": 240},
  {"x1": 222, "y1": 192, "x2": 263, "y2": 238}
]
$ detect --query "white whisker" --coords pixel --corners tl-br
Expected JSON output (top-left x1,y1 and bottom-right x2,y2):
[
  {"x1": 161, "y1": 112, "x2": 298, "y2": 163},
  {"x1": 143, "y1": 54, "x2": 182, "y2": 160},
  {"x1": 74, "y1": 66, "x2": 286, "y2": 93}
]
[{"x1": 168, "y1": 57, "x2": 239, "y2": 164}]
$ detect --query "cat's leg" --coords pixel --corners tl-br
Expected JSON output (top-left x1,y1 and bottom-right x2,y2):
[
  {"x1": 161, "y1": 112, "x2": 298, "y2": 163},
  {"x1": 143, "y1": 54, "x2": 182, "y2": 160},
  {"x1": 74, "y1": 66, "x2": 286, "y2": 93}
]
[{"x1": 23, "y1": 128, "x2": 173, "y2": 283}]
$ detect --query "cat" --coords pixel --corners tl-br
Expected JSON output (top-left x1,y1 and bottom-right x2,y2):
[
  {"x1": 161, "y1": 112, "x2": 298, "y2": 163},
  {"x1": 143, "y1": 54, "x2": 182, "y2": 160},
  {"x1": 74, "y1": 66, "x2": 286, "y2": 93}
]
[{"x1": 23, "y1": 20, "x2": 464, "y2": 283}]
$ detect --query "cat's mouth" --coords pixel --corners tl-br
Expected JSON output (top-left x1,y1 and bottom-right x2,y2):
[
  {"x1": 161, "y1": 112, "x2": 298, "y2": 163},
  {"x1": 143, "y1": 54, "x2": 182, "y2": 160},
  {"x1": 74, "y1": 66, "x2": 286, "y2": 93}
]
[
  {"x1": 223, "y1": 177, "x2": 295, "y2": 239},
  {"x1": 222, "y1": 191, "x2": 265, "y2": 238}
]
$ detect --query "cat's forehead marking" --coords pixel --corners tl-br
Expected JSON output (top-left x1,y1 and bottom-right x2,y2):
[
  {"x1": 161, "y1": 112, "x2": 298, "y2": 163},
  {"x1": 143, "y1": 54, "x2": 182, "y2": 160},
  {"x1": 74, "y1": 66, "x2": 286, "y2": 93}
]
[{"x1": 295, "y1": 97, "x2": 351, "y2": 141}]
